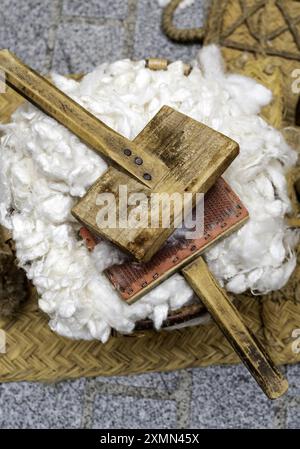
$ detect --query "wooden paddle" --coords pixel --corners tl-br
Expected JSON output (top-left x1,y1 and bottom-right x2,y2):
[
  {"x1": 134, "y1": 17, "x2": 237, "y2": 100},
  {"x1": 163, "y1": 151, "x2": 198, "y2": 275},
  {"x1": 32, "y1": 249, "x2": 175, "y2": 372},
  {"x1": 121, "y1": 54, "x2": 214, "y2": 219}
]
[{"x1": 104, "y1": 179, "x2": 288, "y2": 399}]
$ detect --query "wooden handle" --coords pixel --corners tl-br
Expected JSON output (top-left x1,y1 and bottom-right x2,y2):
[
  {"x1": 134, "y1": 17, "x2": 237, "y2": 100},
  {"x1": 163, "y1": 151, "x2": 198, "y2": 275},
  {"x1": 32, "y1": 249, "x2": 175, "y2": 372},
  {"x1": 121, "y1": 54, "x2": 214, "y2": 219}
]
[
  {"x1": 182, "y1": 257, "x2": 288, "y2": 399},
  {"x1": 0, "y1": 49, "x2": 167, "y2": 188}
]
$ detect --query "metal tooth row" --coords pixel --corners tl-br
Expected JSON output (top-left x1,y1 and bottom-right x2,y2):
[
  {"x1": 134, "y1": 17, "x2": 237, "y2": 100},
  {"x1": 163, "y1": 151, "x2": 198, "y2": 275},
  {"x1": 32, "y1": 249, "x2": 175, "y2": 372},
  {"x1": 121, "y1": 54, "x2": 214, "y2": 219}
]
[{"x1": 123, "y1": 148, "x2": 151, "y2": 181}]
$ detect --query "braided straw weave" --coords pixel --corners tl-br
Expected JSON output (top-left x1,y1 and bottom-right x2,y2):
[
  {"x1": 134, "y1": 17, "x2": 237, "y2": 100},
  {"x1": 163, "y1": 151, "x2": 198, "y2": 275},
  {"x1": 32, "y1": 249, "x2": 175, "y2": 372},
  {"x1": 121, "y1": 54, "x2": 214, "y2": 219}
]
[
  {"x1": 0, "y1": 55, "x2": 299, "y2": 382},
  {"x1": 163, "y1": 0, "x2": 300, "y2": 125}
]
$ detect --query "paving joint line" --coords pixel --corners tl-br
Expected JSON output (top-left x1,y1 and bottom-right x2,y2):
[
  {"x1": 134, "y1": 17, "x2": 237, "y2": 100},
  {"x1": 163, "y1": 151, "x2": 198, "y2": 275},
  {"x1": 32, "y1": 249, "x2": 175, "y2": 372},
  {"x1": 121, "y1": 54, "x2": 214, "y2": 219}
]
[
  {"x1": 173, "y1": 370, "x2": 192, "y2": 429},
  {"x1": 273, "y1": 396, "x2": 288, "y2": 429},
  {"x1": 61, "y1": 15, "x2": 123, "y2": 27},
  {"x1": 45, "y1": 0, "x2": 63, "y2": 72},
  {"x1": 123, "y1": 0, "x2": 139, "y2": 59},
  {"x1": 80, "y1": 377, "x2": 99, "y2": 429},
  {"x1": 274, "y1": 366, "x2": 292, "y2": 429},
  {"x1": 94, "y1": 380, "x2": 173, "y2": 401}
]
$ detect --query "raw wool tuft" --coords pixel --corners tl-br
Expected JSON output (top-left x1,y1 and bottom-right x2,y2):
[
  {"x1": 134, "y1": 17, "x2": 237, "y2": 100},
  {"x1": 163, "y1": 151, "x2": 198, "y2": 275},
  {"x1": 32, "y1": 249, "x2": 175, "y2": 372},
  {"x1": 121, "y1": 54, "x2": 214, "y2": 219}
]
[
  {"x1": 157, "y1": 0, "x2": 195, "y2": 9},
  {"x1": 0, "y1": 45, "x2": 298, "y2": 342}
]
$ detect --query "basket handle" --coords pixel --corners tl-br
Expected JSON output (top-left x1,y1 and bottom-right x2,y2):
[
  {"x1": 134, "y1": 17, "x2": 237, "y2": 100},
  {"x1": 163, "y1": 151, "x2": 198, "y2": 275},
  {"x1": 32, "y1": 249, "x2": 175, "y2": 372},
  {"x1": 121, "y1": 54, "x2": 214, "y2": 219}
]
[
  {"x1": 183, "y1": 256, "x2": 289, "y2": 400},
  {"x1": 162, "y1": 0, "x2": 206, "y2": 43}
]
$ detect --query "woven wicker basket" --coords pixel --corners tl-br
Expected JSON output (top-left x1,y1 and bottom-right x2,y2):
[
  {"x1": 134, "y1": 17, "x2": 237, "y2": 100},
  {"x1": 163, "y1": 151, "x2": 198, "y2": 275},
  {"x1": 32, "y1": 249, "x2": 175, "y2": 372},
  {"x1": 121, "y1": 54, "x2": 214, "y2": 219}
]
[
  {"x1": 0, "y1": 55, "x2": 299, "y2": 383},
  {"x1": 2, "y1": 56, "x2": 296, "y2": 331}
]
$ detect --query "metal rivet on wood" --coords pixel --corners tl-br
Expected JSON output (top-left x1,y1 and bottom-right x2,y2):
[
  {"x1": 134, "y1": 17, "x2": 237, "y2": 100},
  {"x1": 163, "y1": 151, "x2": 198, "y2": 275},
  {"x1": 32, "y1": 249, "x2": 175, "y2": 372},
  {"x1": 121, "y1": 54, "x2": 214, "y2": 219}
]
[{"x1": 134, "y1": 157, "x2": 143, "y2": 165}]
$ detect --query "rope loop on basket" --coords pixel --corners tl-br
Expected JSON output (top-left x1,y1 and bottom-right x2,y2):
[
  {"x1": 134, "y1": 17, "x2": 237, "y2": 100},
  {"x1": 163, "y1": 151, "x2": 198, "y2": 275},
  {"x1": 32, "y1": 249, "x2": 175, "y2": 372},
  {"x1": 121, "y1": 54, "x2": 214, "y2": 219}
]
[{"x1": 162, "y1": 0, "x2": 206, "y2": 43}]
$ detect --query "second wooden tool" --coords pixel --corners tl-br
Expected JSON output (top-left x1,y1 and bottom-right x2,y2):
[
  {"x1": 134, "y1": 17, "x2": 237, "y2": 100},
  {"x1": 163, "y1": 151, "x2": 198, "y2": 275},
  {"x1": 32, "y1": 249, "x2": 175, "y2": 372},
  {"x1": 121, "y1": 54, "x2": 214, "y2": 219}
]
[
  {"x1": 104, "y1": 179, "x2": 288, "y2": 399},
  {"x1": 0, "y1": 49, "x2": 239, "y2": 262}
]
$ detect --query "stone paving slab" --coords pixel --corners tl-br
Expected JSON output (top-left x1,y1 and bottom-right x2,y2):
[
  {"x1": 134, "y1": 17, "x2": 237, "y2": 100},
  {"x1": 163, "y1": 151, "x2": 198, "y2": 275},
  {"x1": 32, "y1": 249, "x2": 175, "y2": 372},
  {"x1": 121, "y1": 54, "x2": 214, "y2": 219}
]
[
  {"x1": 92, "y1": 395, "x2": 177, "y2": 429},
  {"x1": 52, "y1": 22, "x2": 125, "y2": 73},
  {"x1": 133, "y1": 0, "x2": 205, "y2": 62},
  {"x1": 190, "y1": 365, "x2": 275, "y2": 429},
  {"x1": 0, "y1": 379, "x2": 86, "y2": 429},
  {"x1": 286, "y1": 401, "x2": 300, "y2": 429},
  {"x1": 0, "y1": 0, "x2": 53, "y2": 72},
  {"x1": 287, "y1": 364, "x2": 300, "y2": 395},
  {"x1": 96, "y1": 371, "x2": 179, "y2": 392}
]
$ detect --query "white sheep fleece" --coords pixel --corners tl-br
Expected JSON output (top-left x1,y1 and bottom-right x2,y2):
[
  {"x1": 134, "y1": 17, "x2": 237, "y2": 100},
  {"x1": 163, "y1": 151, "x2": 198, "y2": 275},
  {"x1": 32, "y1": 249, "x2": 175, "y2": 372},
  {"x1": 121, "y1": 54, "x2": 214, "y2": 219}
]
[{"x1": 0, "y1": 45, "x2": 298, "y2": 342}]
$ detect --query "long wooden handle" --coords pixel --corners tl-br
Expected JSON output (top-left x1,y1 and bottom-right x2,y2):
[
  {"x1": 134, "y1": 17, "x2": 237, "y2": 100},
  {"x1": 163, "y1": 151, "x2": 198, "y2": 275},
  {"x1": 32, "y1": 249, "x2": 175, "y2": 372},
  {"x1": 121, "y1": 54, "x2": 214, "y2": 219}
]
[
  {"x1": 182, "y1": 256, "x2": 288, "y2": 399},
  {"x1": 0, "y1": 49, "x2": 167, "y2": 188}
]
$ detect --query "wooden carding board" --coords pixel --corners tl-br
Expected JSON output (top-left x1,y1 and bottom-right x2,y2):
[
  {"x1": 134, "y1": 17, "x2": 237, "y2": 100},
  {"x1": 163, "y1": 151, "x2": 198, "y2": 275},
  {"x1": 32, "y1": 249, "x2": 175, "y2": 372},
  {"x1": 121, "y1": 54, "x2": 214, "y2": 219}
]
[
  {"x1": 105, "y1": 177, "x2": 249, "y2": 303},
  {"x1": 72, "y1": 106, "x2": 239, "y2": 261}
]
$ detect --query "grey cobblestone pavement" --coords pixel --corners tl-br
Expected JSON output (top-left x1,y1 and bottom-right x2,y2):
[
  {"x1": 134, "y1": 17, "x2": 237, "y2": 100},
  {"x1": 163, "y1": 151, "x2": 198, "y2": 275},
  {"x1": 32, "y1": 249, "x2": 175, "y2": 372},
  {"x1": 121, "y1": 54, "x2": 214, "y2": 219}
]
[{"x1": 0, "y1": 0, "x2": 299, "y2": 429}]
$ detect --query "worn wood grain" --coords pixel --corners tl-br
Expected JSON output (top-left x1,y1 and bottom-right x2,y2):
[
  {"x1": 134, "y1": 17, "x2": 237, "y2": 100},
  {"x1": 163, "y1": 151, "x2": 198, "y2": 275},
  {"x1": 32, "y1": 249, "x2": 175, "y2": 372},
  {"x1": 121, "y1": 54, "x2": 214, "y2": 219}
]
[
  {"x1": 182, "y1": 256, "x2": 289, "y2": 400},
  {"x1": 0, "y1": 49, "x2": 167, "y2": 188},
  {"x1": 73, "y1": 106, "x2": 239, "y2": 261}
]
